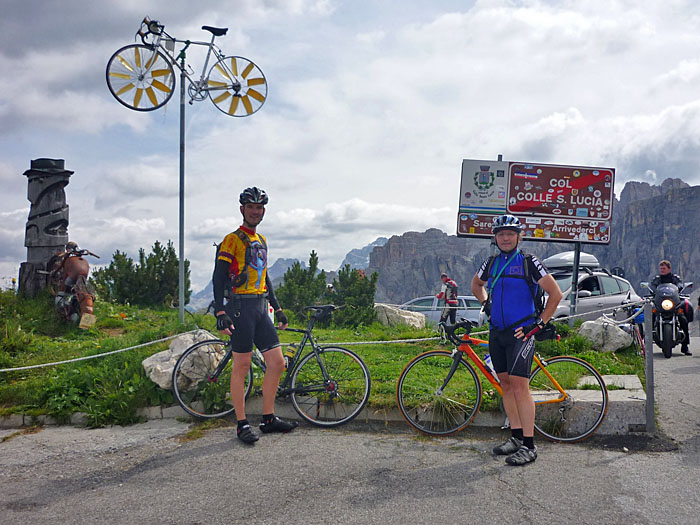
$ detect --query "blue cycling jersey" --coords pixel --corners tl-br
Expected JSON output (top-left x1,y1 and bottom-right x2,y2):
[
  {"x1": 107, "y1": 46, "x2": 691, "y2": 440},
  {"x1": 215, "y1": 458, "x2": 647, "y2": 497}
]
[{"x1": 478, "y1": 251, "x2": 547, "y2": 330}]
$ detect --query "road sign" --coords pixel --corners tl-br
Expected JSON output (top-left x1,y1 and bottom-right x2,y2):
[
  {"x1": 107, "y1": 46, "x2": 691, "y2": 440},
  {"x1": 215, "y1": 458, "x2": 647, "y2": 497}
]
[
  {"x1": 507, "y1": 163, "x2": 614, "y2": 220},
  {"x1": 457, "y1": 159, "x2": 615, "y2": 244}
]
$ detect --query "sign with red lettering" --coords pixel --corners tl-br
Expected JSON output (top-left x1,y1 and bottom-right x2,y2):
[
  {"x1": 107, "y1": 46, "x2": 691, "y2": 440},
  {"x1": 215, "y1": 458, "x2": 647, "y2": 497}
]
[
  {"x1": 507, "y1": 163, "x2": 614, "y2": 220},
  {"x1": 457, "y1": 159, "x2": 615, "y2": 244}
]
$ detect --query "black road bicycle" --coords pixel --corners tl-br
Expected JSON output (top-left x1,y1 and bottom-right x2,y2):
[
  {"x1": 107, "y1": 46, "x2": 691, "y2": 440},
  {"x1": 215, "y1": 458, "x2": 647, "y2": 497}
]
[{"x1": 172, "y1": 305, "x2": 371, "y2": 427}]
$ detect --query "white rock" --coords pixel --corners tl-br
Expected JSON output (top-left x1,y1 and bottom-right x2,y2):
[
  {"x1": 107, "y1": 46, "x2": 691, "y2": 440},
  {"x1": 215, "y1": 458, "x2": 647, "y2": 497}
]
[
  {"x1": 142, "y1": 329, "x2": 218, "y2": 389},
  {"x1": 374, "y1": 303, "x2": 426, "y2": 329},
  {"x1": 578, "y1": 319, "x2": 632, "y2": 353}
]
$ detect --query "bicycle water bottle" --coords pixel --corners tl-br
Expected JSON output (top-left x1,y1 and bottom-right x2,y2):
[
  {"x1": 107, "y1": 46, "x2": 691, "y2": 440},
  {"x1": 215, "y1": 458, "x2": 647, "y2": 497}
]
[
  {"x1": 484, "y1": 353, "x2": 498, "y2": 381},
  {"x1": 283, "y1": 343, "x2": 297, "y2": 370}
]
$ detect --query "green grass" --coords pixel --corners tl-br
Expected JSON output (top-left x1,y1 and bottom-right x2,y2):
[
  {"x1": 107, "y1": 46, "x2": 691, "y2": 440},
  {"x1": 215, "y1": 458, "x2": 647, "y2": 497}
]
[{"x1": 0, "y1": 289, "x2": 645, "y2": 427}]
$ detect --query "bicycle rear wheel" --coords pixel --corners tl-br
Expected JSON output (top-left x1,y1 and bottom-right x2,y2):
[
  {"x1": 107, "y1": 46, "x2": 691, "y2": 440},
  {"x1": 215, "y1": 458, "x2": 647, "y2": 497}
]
[
  {"x1": 106, "y1": 44, "x2": 175, "y2": 111},
  {"x1": 207, "y1": 55, "x2": 267, "y2": 116},
  {"x1": 171, "y1": 339, "x2": 252, "y2": 419},
  {"x1": 290, "y1": 346, "x2": 370, "y2": 427},
  {"x1": 396, "y1": 350, "x2": 482, "y2": 436},
  {"x1": 530, "y1": 356, "x2": 608, "y2": 443}
]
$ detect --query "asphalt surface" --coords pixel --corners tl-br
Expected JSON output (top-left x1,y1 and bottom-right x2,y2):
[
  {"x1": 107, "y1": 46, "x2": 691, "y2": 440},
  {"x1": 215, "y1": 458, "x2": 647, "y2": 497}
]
[{"x1": 1, "y1": 337, "x2": 699, "y2": 524}]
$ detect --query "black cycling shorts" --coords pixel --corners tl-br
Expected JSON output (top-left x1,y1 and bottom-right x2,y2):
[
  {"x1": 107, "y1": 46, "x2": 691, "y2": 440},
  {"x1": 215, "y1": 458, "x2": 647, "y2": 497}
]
[
  {"x1": 224, "y1": 298, "x2": 280, "y2": 354},
  {"x1": 489, "y1": 327, "x2": 535, "y2": 378}
]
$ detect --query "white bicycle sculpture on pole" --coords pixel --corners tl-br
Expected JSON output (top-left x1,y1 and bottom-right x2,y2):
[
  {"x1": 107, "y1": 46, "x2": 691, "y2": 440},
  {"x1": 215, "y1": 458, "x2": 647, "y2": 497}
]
[{"x1": 106, "y1": 16, "x2": 267, "y2": 116}]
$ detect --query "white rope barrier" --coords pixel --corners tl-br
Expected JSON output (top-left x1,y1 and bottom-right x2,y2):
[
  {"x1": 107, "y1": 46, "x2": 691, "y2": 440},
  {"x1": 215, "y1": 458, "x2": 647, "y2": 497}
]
[
  {"x1": 0, "y1": 330, "x2": 199, "y2": 373},
  {"x1": 0, "y1": 299, "x2": 650, "y2": 373}
]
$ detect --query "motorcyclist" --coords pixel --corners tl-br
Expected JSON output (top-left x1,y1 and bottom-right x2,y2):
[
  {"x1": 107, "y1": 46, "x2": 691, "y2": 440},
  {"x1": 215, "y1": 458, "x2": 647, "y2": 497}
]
[{"x1": 650, "y1": 260, "x2": 691, "y2": 356}]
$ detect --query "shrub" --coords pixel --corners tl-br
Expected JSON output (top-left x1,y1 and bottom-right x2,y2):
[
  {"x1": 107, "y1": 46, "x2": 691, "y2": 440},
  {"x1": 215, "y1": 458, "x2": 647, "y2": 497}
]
[{"x1": 91, "y1": 241, "x2": 191, "y2": 307}]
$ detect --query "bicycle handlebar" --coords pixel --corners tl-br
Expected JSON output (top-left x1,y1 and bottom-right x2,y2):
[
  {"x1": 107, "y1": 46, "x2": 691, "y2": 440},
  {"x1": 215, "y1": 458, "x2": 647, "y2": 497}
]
[
  {"x1": 440, "y1": 319, "x2": 474, "y2": 346},
  {"x1": 137, "y1": 16, "x2": 164, "y2": 46},
  {"x1": 67, "y1": 248, "x2": 99, "y2": 259}
]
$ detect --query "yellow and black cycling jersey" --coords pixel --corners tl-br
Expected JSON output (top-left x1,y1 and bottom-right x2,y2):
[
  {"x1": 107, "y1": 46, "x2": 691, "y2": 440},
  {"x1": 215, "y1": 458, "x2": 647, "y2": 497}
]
[{"x1": 217, "y1": 226, "x2": 268, "y2": 295}]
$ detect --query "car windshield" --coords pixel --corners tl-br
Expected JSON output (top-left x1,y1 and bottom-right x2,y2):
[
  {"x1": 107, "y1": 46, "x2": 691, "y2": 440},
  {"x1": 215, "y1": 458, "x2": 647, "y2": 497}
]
[
  {"x1": 465, "y1": 298, "x2": 481, "y2": 309},
  {"x1": 553, "y1": 273, "x2": 573, "y2": 292}
]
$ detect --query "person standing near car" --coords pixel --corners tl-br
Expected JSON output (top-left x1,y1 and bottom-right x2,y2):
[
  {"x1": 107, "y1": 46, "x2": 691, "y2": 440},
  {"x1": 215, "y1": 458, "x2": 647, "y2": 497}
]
[
  {"x1": 650, "y1": 260, "x2": 691, "y2": 356},
  {"x1": 213, "y1": 187, "x2": 298, "y2": 444},
  {"x1": 471, "y1": 214, "x2": 562, "y2": 466},
  {"x1": 437, "y1": 272, "x2": 459, "y2": 324}
]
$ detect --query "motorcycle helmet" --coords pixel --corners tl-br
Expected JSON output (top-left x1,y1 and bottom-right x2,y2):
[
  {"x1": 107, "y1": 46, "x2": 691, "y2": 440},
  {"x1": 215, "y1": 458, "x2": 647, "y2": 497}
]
[
  {"x1": 492, "y1": 214, "x2": 523, "y2": 234},
  {"x1": 239, "y1": 187, "x2": 269, "y2": 205},
  {"x1": 65, "y1": 241, "x2": 79, "y2": 252}
]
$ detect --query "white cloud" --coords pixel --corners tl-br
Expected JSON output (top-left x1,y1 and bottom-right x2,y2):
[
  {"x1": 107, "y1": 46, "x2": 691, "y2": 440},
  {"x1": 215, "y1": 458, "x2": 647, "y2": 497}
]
[{"x1": 3, "y1": 1, "x2": 700, "y2": 293}]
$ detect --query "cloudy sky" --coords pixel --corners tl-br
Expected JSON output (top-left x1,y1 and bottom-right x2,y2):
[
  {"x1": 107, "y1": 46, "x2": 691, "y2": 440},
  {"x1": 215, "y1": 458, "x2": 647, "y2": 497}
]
[{"x1": 2, "y1": 0, "x2": 700, "y2": 292}]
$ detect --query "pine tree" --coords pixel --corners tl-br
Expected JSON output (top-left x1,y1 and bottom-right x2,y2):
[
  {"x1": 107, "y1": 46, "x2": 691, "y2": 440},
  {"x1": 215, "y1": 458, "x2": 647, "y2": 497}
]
[
  {"x1": 91, "y1": 241, "x2": 191, "y2": 306},
  {"x1": 275, "y1": 251, "x2": 327, "y2": 322},
  {"x1": 327, "y1": 264, "x2": 378, "y2": 327}
]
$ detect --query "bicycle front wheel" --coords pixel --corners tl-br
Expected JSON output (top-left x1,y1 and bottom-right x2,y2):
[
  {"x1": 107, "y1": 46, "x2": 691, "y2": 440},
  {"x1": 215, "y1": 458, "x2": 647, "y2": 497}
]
[
  {"x1": 396, "y1": 350, "x2": 482, "y2": 436},
  {"x1": 207, "y1": 56, "x2": 267, "y2": 116},
  {"x1": 290, "y1": 346, "x2": 370, "y2": 427},
  {"x1": 530, "y1": 356, "x2": 608, "y2": 443},
  {"x1": 106, "y1": 44, "x2": 175, "y2": 111},
  {"x1": 172, "y1": 339, "x2": 252, "y2": 419}
]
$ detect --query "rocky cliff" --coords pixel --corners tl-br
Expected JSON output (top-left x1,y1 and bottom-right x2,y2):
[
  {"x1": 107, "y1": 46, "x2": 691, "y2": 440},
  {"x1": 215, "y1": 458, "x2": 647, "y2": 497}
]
[
  {"x1": 366, "y1": 179, "x2": 700, "y2": 306},
  {"x1": 366, "y1": 228, "x2": 491, "y2": 304},
  {"x1": 340, "y1": 237, "x2": 388, "y2": 269},
  {"x1": 600, "y1": 179, "x2": 698, "y2": 289}
]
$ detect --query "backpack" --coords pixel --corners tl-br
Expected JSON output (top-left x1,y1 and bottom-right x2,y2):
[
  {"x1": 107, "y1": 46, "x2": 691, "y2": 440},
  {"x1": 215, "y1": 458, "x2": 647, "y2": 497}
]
[
  {"x1": 485, "y1": 251, "x2": 544, "y2": 316},
  {"x1": 485, "y1": 251, "x2": 556, "y2": 340},
  {"x1": 213, "y1": 228, "x2": 268, "y2": 296},
  {"x1": 444, "y1": 279, "x2": 458, "y2": 302}
]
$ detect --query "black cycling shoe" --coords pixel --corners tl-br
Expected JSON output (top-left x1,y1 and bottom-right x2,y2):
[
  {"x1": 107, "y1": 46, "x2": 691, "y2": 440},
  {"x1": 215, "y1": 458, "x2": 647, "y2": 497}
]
[
  {"x1": 493, "y1": 436, "x2": 523, "y2": 455},
  {"x1": 259, "y1": 416, "x2": 299, "y2": 434},
  {"x1": 237, "y1": 424, "x2": 259, "y2": 444},
  {"x1": 505, "y1": 445, "x2": 537, "y2": 466}
]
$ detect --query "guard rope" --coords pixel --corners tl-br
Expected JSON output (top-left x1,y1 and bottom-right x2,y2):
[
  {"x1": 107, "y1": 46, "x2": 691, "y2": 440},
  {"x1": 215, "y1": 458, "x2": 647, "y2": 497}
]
[
  {"x1": 0, "y1": 299, "x2": 651, "y2": 373},
  {"x1": 0, "y1": 330, "x2": 199, "y2": 373}
]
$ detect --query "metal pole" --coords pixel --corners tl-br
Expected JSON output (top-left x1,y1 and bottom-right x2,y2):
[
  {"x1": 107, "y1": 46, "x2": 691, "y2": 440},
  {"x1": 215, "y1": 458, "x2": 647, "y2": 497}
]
[
  {"x1": 569, "y1": 242, "x2": 581, "y2": 327},
  {"x1": 644, "y1": 301, "x2": 655, "y2": 432},
  {"x1": 178, "y1": 67, "x2": 186, "y2": 324}
]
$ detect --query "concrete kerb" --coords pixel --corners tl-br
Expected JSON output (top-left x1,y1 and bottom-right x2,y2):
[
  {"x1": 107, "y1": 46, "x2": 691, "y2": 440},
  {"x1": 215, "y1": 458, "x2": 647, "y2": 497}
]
[{"x1": 0, "y1": 373, "x2": 647, "y2": 434}]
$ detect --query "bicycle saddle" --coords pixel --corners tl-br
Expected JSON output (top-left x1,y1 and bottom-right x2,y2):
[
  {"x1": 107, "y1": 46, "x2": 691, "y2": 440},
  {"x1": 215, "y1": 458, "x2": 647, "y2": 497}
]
[{"x1": 202, "y1": 26, "x2": 228, "y2": 37}]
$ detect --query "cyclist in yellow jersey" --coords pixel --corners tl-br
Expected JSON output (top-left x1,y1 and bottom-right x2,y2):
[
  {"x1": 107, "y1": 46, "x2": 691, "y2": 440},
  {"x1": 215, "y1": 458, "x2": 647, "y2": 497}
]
[{"x1": 213, "y1": 187, "x2": 298, "y2": 444}]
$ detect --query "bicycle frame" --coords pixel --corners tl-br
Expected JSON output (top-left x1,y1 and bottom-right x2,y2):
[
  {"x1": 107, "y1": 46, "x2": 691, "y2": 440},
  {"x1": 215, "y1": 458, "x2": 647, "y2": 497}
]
[
  {"x1": 252, "y1": 326, "x2": 338, "y2": 396},
  {"x1": 136, "y1": 17, "x2": 236, "y2": 101},
  {"x1": 453, "y1": 330, "x2": 573, "y2": 409}
]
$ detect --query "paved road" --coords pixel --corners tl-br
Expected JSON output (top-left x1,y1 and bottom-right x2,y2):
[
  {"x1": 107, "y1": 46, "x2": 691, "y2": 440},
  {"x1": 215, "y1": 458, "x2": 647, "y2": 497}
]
[{"x1": 1, "y1": 338, "x2": 699, "y2": 525}]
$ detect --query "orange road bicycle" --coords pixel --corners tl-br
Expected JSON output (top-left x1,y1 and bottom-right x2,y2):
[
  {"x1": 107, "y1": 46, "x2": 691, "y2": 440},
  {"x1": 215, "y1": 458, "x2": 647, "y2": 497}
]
[{"x1": 396, "y1": 320, "x2": 609, "y2": 443}]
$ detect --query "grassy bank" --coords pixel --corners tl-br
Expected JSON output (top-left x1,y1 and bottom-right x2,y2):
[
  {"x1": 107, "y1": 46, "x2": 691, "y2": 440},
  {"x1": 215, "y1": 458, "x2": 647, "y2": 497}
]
[{"x1": 0, "y1": 289, "x2": 644, "y2": 427}]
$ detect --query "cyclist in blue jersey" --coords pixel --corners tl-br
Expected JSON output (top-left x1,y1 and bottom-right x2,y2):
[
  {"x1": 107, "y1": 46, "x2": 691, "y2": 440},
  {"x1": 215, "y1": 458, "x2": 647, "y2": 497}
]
[{"x1": 471, "y1": 214, "x2": 562, "y2": 466}]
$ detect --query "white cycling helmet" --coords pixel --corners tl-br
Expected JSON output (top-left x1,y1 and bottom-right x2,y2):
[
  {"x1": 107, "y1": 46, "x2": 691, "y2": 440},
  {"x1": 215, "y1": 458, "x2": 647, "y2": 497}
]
[{"x1": 492, "y1": 214, "x2": 523, "y2": 234}]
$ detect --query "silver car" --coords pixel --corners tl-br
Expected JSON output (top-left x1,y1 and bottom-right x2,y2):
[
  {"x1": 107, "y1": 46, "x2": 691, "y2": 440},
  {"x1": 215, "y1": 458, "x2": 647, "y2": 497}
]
[
  {"x1": 400, "y1": 295, "x2": 483, "y2": 325},
  {"x1": 549, "y1": 270, "x2": 641, "y2": 322}
]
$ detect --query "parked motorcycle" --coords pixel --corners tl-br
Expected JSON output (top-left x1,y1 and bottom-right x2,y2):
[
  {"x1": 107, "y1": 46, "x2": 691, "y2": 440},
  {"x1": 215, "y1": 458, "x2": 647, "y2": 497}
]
[
  {"x1": 46, "y1": 242, "x2": 100, "y2": 329},
  {"x1": 642, "y1": 280, "x2": 693, "y2": 358}
]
